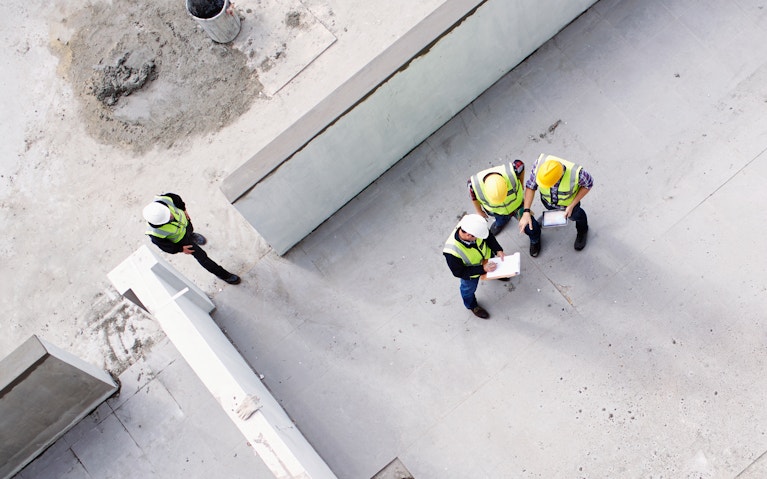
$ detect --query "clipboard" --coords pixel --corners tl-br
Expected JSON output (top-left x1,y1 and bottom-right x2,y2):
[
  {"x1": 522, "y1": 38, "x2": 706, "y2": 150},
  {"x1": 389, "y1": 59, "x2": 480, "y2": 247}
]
[
  {"x1": 485, "y1": 252, "x2": 521, "y2": 279},
  {"x1": 541, "y1": 209, "x2": 567, "y2": 228}
]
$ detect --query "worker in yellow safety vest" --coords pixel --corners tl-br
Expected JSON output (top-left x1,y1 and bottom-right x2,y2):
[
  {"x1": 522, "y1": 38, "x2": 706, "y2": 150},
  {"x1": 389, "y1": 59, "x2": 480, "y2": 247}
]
[
  {"x1": 143, "y1": 193, "x2": 241, "y2": 284},
  {"x1": 518, "y1": 154, "x2": 593, "y2": 253},
  {"x1": 443, "y1": 214, "x2": 508, "y2": 319},
  {"x1": 468, "y1": 159, "x2": 542, "y2": 257}
]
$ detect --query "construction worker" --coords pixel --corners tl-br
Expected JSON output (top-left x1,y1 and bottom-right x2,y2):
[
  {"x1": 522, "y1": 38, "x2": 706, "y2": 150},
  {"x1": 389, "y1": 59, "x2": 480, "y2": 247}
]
[
  {"x1": 469, "y1": 159, "x2": 542, "y2": 256},
  {"x1": 518, "y1": 154, "x2": 593, "y2": 252},
  {"x1": 443, "y1": 214, "x2": 507, "y2": 319},
  {"x1": 142, "y1": 193, "x2": 241, "y2": 284}
]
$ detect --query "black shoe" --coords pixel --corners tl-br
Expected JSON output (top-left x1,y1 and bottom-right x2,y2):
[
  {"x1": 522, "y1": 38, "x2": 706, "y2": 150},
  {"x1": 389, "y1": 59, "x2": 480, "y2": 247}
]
[
  {"x1": 529, "y1": 241, "x2": 541, "y2": 257},
  {"x1": 191, "y1": 233, "x2": 207, "y2": 246},
  {"x1": 497, "y1": 276, "x2": 511, "y2": 282},
  {"x1": 489, "y1": 222, "x2": 504, "y2": 236},
  {"x1": 574, "y1": 229, "x2": 588, "y2": 251},
  {"x1": 471, "y1": 305, "x2": 490, "y2": 319},
  {"x1": 224, "y1": 274, "x2": 241, "y2": 285}
]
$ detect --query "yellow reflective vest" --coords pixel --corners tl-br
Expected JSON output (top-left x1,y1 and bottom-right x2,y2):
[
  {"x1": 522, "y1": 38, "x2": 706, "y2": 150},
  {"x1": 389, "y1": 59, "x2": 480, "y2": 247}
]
[
  {"x1": 535, "y1": 154, "x2": 582, "y2": 206},
  {"x1": 443, "y1": 228, "x2": 491, "y2": 279},
  {"x1": 145, "y1": 196, "x2": 188, "y2": 243},
  {"x1": 470, "y1": 163, "x2": 524, "y2": 215}
]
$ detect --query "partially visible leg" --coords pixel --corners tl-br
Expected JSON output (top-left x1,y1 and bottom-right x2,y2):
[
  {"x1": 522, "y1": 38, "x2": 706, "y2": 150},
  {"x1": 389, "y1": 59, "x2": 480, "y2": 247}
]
[
  {"x1": 190, "y1": 245, "x2": 239, "y2": 282},
  {"x1": 460, "y1": 277, "x2": 489, "y2": 318},
  {"x1": 517, "y1": 209, "x2": 542, "y2": 257},
  {"x1": 568, "y1": 202, "x2": 589, "y2": 250},
  {"x1": 489, "y1": 214, "x2": 511, "y2": 235}
]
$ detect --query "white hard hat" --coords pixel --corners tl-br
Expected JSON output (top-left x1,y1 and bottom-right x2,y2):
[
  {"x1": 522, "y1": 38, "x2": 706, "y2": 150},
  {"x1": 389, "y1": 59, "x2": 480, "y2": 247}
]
[
  {"x1": 143, "y1": 202, "x2": 171, "y2": 225},
  {"x1": 458, "y1": 214, "x2": 489, "y2": 239}
]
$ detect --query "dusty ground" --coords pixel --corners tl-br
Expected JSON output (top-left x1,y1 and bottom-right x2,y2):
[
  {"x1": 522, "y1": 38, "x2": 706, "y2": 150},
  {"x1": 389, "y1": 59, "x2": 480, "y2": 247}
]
[
  {"x1": 1, "y1": 0, "x2": 278, "y2": 375},
  {"x1": 0, "y1": 0, "x2": 443, "y2": 375},
  {"x1": 57, "y1": 0, "x2": 262, "y2": 153}
]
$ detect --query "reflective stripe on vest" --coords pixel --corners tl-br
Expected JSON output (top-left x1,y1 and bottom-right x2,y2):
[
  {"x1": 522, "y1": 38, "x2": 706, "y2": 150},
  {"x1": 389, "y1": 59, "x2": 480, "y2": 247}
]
[
  {"x1": 470, "y1": 163, "x2": 523, "y2": 215},
  {"x1": 535, "y1": 154, "x2": 582, "y2": 206},
  {"x1": 443, "y1": 228, "x2": 491, "y2": 278},
  {"x1": 145, "y1": 196, "x2": 188, "y2": 243}
]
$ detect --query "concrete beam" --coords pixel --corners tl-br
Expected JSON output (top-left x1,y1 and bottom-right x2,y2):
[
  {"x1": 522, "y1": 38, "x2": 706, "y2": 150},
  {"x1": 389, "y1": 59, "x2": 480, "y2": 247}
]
[{"x1": 109, "y1": 246, "x2": 337, "y2": 479}]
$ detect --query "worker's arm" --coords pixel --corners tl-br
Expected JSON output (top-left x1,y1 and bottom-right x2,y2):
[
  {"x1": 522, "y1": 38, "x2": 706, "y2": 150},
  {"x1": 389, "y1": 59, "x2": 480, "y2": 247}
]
[
  {"x1": 444, "y1": 253, "x2": 485, "y2": 279},
  {"x1": 517, "y1": 187, "x2": 536, "y2": 233},
  {"x1": 149, "y1": 234, "x2": 185, "y2": 254},
  {"x1": 471, "y1": 199, "x2": 487, "y2": 218},
  {"x1": 468, "y1": 182, "x2": 488, "y2": 218},
  {"x1": 565, "y1": 187, "x2": 590, "y2": 218}
]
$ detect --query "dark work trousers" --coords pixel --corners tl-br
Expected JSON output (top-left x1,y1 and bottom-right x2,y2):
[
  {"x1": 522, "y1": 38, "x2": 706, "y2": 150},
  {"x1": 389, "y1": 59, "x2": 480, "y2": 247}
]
[
  {"x1": 179, "y1": 227, "x2": 232, "y2": 279},
  {"x1": 180, "y1": 221, "x2": 232, "y2": 279},
  {"x1": 188, "y1": 244, "x2": 233, "y2": 279}
]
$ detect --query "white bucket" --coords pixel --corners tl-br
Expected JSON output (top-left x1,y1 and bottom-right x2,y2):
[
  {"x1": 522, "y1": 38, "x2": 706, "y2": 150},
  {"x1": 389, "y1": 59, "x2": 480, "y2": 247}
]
[{"x1": 186, "y1": 0, "x2": 241, "y2": 44}]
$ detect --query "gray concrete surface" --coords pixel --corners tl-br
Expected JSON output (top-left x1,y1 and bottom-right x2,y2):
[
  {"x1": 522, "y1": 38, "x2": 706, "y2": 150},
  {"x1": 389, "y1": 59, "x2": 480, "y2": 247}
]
[
  {"x1": 213, "y1": 0, "x2": 767, "y2": 477},
  {"x1": 225, "y1": 0, "x2": 596, "y2": 254},
  {"x1": 1, "y1": 336, "x2": 117, "y2": 478},
  {"x1": 15, "y1": 0, "x2": 767, "y2": 477},
  {"x1": 16, "y1": 337, "x2": 275, "y2": 479}
]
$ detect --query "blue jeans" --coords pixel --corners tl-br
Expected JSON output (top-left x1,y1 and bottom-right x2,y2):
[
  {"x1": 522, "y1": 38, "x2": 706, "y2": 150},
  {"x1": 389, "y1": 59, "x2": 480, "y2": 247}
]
[{"x1": 460, "y1": 277, "x2": 480, "y2": 309}]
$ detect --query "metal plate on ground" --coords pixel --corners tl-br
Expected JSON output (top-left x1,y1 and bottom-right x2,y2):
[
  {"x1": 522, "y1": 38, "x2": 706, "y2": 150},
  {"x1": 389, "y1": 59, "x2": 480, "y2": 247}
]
[{"x1": 232, "y1": 0, "x2": 337, "y2": 96}]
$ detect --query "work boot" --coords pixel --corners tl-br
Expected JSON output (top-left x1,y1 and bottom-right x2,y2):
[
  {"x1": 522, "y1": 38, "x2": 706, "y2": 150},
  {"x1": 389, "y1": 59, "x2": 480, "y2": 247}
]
[
  {"x1": 224, "y1": 274, "x2": 241, "y2": 285},
  {"x1": 471, "y1": 305, "x2": 490, "y2": 319},
  {"x1": 489, "y1": 222, "x2": 504, "y2": 236},
  {"x1": 191, "y1": 233, "x2": 207, "y2": 246},
  {"x1": 574, "y1": 229, "x2": 588, "y2": 251},
  {"x1": 529, "y1": 241, "x2": 541, "y2": 257}
]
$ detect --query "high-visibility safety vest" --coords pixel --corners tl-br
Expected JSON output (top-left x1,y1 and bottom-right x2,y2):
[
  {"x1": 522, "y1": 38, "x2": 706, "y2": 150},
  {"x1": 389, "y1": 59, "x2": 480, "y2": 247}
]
[
  {"x1": 443, "y1": 228, "x2": 491, "y2": 278},
  {"x1": 145, "y1": 196, "x2": 188, "y2": 244},
  {"x1": 535, "y1": 154, "x2": 583, "y2": 206},
  {"x1": 470, "y1": 163, "x2": 524, "y2": 215}
]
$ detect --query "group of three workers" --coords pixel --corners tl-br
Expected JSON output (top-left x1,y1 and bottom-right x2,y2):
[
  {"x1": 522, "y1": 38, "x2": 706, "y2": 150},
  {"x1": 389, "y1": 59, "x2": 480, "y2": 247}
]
[{"x1": 443, "y1": 153, "x2": 593, "y2": 319}]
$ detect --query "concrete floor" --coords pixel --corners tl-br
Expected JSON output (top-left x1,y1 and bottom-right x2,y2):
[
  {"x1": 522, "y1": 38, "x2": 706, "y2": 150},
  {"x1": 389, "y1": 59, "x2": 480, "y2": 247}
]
[{"x1": 17, "y1": 0, "x2": 767, "y2": 478}]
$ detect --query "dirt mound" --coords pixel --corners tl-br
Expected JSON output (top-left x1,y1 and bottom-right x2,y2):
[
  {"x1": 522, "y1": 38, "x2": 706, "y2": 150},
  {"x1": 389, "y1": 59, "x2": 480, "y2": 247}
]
[{"x1": 60, "y1": 0, "x2": 262, "y2": 153}]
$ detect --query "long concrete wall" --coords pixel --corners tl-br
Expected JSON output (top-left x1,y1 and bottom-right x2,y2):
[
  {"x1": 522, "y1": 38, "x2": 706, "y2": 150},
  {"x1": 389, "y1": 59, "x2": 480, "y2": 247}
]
[
  {"x1": 109, "y1": 246, "x2": 337, "y2": 479},
  {"x1": 222, "y1": 0, "x2": 597, "y2": 254},
  {"x1": 0, "y1": 336, "x2": 118, "y2": 479}
]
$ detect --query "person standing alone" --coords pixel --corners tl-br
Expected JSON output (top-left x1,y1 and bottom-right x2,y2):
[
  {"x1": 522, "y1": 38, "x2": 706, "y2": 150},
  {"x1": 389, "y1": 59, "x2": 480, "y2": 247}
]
[{"x1": 142, "y1": 193, "x2": 241, "y2": 284}]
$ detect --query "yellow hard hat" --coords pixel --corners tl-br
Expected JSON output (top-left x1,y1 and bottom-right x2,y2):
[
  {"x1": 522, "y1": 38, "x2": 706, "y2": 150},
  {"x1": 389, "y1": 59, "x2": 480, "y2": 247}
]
[
  {"x1": 536, "y1": 159, "x2": 564, "y2": 188},
  {"x1": 483, "y1": 173, "x2": 507, "y2": 204}
]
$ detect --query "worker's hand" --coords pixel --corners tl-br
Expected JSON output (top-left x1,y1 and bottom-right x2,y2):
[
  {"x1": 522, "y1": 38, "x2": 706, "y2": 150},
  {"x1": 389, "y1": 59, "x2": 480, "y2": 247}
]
[
  {"x1": 483, "y1": 261, "x2": 497, "y2": 272},
  {"x1": 496, "y1": 251, "x2": 505, "y2": 261},
  {"x1": 182, "y1": 245, "x2": 195, "y2": 254},
  {"x1": 472, "y1": 200, "x2": 488, "y2": 219},
  {"x1": 518, "y1": 212, "x2": 532, "y2": 234},
  {"x1": 564, "y1": 204, "x2": 574, "y2": 218}
]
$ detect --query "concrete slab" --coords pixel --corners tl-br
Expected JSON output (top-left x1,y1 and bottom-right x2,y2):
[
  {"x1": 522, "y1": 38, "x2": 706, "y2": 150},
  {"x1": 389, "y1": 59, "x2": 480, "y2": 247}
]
[
  {"x1": 231, "y1": 0, "x2": 337, "y2": 95},
  {"x1": 10, "y1": 0, "x2": 767, "y2": 478},
  {"x1": 207, "y1": 1, "x2": 767, "y2": 477}
]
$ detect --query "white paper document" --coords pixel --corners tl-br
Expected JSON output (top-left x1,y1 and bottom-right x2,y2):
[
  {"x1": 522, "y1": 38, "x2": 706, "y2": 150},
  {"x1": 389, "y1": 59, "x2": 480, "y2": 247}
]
[{"x1": 485, "y1": 252, "x2": 521, "y2": 279}]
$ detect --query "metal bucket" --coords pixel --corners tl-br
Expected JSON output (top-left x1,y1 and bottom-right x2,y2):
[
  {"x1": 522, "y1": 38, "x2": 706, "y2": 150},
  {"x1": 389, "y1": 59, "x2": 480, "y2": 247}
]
[{"x1": 186, "y1": 0, "x2": 241, "y2": 43}]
